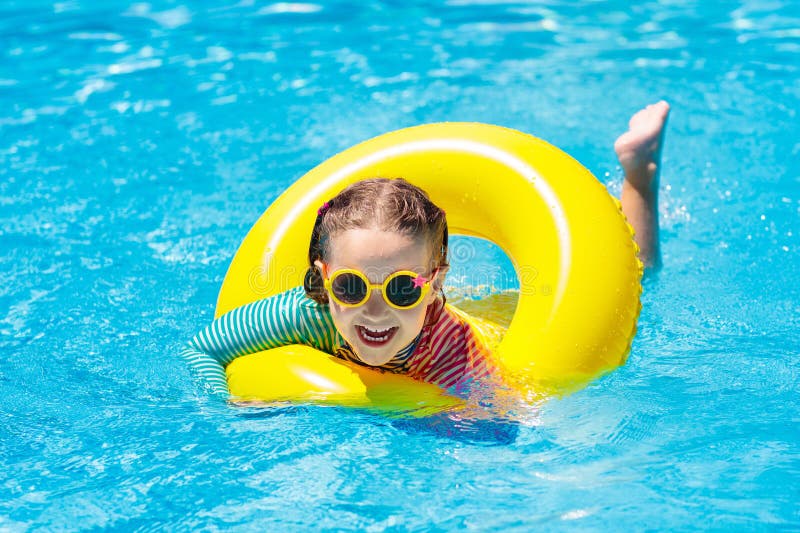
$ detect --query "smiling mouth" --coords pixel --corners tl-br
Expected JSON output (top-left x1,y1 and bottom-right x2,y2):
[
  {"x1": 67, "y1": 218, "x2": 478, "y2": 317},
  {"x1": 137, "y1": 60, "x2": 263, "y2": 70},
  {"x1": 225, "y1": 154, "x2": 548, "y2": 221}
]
[{"x1": 355, "y1": 325, "x2": 398, "y2": 347}]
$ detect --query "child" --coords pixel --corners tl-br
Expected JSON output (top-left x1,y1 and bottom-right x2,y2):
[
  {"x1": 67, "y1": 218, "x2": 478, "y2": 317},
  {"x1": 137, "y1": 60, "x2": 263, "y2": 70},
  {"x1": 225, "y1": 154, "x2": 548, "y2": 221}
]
[{"x1": 181, "y1": 101, "x2": 670, "y2": 396}]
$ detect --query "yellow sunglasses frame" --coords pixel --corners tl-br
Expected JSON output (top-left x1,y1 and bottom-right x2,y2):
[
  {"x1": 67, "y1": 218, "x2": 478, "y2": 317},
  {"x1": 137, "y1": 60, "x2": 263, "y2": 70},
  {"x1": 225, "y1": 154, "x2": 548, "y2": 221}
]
[{"x1": 322, "y1": 268, "x2": 433, "y2": 309}]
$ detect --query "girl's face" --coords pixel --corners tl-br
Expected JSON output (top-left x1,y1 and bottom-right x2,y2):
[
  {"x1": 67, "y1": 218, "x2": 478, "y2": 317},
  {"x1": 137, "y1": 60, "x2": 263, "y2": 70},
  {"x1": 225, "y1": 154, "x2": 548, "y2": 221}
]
[{"x1": 317, "y1": 228, "x2": 441, "y2": 366}]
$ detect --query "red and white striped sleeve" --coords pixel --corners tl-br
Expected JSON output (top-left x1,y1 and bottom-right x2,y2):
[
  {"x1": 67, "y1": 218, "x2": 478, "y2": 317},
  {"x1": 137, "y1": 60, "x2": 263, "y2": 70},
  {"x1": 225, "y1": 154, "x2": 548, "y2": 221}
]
[{"x1": 405, "y1": 305, "x2": 498, "y2": 390}]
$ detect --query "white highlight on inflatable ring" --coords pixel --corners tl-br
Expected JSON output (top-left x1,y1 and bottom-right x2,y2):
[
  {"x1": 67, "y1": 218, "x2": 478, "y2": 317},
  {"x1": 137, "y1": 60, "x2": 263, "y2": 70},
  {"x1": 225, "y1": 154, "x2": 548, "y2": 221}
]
[{"x1": 268, "y1": 139, "x2": 571, "y2": 315}]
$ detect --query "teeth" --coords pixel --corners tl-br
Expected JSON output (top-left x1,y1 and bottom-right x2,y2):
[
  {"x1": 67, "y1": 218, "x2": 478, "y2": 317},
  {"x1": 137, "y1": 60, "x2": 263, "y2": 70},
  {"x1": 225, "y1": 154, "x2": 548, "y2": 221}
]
[
  {"x1": 359, "y1": 326, "x2": 394, "y2": 342},
  {"x1": 364, "y1": 327, "x2": 392, "y2": 335}
]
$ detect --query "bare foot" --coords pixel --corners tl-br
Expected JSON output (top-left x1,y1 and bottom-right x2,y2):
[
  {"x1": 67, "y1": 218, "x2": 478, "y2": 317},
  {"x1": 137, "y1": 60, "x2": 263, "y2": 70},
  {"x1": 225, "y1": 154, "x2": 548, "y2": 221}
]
[
  {"x1": 615, "y1": 100, "x2": 670, "y2": 191},
  {"x1": 615, "y1": 101, "x2": 670, "y2": 267}
]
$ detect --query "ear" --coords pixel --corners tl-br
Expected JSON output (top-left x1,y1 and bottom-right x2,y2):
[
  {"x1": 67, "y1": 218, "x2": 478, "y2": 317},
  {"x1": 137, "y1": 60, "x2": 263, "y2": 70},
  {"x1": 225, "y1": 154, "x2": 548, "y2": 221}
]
[
  {"x1": 431, "y1": 265, "x2": 449, "y2": 291},
  {"x1": 313, "y1": 259, "x2": 325, "y2": 275}
]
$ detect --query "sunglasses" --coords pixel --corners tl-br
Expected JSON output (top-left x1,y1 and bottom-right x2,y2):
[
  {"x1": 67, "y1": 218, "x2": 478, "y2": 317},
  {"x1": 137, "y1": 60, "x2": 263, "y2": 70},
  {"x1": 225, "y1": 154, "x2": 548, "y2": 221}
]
[{"x1": 322, "y1": 267, "x2": 435, "y2": 309}]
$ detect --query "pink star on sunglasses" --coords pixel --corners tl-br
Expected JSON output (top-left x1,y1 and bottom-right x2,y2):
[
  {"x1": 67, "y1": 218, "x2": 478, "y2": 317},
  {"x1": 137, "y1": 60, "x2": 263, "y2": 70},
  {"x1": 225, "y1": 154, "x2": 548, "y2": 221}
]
[{"x1": 412, "y1": 275, "x2": 428, "y2": 288}]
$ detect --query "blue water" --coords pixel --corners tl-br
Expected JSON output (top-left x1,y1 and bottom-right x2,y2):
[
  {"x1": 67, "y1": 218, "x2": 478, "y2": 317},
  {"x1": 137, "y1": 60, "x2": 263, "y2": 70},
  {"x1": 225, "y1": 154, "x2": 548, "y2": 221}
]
[{"x1": 2, "y1": 0, "x2": 798, "y2": 529}]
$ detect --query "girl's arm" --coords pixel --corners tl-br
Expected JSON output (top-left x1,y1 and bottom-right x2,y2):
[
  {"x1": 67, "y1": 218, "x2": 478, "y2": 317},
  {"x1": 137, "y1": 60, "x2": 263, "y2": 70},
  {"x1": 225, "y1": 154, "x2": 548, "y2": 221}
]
[{"x1": 180, "y1": 287, "x2": 338, "y2": 396}]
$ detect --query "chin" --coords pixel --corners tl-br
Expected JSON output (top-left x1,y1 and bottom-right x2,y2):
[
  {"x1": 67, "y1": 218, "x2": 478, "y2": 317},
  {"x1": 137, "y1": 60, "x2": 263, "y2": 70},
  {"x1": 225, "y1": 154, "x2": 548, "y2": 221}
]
[{"x1": 351, "y1": 346, "x2": 395, "y2": 366}]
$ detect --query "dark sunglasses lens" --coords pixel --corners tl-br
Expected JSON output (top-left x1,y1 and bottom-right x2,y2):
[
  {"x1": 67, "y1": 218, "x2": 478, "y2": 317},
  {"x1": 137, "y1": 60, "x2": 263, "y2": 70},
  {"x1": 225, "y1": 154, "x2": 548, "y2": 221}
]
[
  {"x1": 386, "y1": 274, "x2": 422, "y2": 308},
  {"x1": 331, "y1": 273, "x2": 368, "y2": 304}
]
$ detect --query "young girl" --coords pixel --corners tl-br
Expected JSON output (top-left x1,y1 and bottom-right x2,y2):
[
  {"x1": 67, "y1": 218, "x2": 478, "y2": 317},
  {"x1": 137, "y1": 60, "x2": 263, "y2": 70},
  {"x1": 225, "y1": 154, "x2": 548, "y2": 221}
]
[{"x1": 181, "y1": 101, "x2": 670, "y2": 397}]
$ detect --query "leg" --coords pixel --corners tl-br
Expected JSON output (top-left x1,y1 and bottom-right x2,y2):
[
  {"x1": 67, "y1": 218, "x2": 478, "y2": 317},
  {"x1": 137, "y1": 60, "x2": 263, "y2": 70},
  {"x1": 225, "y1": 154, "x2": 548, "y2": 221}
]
[{"x1": 614, "y1": 101, "x2": 670, "y2": 268}]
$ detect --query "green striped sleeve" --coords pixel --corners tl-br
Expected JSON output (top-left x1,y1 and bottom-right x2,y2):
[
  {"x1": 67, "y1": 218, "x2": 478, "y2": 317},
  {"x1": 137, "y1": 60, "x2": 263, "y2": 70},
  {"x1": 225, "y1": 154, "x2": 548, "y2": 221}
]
[
  {"x1": 297, "y1": 295, "x2": 341, "y2": 353},
  {"x1": 180, "y1": 287, "x2": 338, "y2": 397}
]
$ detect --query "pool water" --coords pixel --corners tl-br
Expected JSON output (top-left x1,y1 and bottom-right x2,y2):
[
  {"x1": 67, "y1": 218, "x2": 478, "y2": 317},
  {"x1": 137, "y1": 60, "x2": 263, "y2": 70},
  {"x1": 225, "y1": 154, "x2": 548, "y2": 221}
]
[{"x1": 2, "y1": 0, "x2": 798, "y2": 529}]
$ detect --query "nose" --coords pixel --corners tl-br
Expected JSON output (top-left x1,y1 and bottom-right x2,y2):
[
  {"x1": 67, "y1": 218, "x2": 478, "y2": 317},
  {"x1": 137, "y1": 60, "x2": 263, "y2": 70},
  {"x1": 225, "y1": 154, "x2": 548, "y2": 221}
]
[{"x1": 363, "y1": 287, "x2": 389, "y2": 316}]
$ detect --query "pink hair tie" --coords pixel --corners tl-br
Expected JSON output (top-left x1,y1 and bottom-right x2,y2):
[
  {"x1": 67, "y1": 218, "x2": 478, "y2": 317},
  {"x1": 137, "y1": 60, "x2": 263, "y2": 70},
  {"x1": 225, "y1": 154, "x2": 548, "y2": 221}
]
[{"x1": 317, "y1": 202, "x2": 330, "y2": 216}]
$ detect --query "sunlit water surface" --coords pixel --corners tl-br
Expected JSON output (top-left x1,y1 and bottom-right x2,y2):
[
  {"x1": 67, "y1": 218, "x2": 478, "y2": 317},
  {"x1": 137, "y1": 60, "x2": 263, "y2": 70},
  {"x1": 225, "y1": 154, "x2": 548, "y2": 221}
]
[{"x1": 1, "y1": 0, "x2": 798, "y2": 530}]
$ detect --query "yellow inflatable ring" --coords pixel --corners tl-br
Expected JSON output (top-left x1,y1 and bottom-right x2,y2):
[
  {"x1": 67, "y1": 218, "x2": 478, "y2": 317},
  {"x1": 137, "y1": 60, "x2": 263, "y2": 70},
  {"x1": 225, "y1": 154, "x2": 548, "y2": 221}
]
[{"x1": 218, "y1": 123, "x2": 642, "y2": 410}]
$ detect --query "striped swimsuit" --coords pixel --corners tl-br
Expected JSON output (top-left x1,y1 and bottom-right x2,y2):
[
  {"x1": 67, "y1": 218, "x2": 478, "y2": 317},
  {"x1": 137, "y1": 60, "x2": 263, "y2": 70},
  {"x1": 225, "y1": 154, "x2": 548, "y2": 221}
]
[{"x1": 181, "y1": 287, "x2": 496, "y2": 397}]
